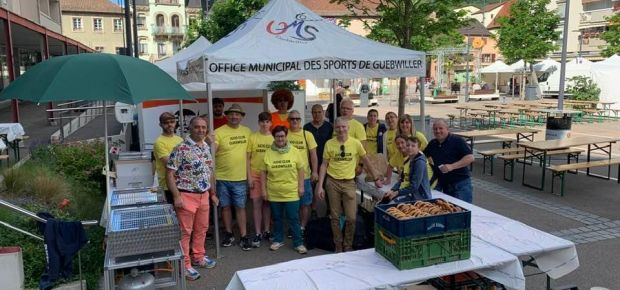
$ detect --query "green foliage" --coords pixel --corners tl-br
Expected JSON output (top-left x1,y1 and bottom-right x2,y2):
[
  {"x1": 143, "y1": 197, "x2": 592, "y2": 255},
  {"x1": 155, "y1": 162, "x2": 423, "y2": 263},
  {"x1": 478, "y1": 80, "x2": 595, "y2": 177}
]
[
  {"x1": 566, "y1": 75, "x2": 600, "y2": 101},
  {"x1": 1, "y1": 142, "x2": 106, "y2": 289},
  {"x1": 267, "y1": 81, "x2": 301, "y2": 91},
  {"x1": 32, "y1": 142, "x2": 106, "y2": 189},
  {"x1": 600, "y1": 12, "x2": 620, "y2": 57},
  {"x1": 184, "y1": 0, "x2": 267, "y2": 46},
  {"x1": 495, "y1": 0, "x2": 560, "y2": 64}
]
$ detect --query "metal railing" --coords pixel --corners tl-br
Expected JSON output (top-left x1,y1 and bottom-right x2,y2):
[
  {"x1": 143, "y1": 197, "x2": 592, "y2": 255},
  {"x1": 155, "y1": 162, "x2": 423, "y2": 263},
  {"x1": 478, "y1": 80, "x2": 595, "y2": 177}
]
[
  {"x1": 46, "y1": 101, "x2": 114, "y2": 143},
  {"x1": 0, "y1": 198, "x2": 98, "y2": 290}
]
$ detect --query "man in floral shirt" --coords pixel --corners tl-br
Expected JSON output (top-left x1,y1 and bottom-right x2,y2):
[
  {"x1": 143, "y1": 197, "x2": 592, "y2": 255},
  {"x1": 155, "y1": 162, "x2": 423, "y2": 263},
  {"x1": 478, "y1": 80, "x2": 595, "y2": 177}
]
[{"x1": 167, "y1": 117, "x2": 219, "y2": 281}]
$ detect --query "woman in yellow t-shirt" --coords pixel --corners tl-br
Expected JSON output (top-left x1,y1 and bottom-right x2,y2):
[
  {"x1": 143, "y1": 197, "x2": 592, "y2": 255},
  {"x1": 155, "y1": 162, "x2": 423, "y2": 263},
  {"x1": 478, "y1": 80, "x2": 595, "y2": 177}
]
[
  {"x1": 383, "y1": 111, "x2": 398, "y2": 182},
  {"x1": 260, "y1": 126, "x2": 307, "y2": 254},
  {"x1": 246, "y1": 112, "x2": 274, "y2": 247}
]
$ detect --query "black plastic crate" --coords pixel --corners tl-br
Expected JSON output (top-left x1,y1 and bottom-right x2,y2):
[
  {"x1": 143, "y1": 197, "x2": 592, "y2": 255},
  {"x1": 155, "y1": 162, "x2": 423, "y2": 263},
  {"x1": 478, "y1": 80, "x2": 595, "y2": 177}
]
[{"x1": 374, "y1": 199, "x2": 471, "y2": 238}]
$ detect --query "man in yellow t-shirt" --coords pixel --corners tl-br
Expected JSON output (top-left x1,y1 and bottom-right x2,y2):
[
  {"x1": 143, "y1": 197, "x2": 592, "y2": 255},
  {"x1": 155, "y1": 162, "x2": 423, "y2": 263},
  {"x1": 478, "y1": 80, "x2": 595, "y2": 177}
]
[
  {"x1": 287, "y1": 110, "x2": 318, "y2": 235},
  {"x1": 334, "y1": 98, "x2": 367, "y2": 144},
  {"x1": 214, "y1": 104, "x2": 252, "y2": 250},
  {"x1": 316, "y1": 117, "x2": 382, "y2": 253},
  {"x1": 153, "y1": 112, "x2": 183, "y2": 204}
]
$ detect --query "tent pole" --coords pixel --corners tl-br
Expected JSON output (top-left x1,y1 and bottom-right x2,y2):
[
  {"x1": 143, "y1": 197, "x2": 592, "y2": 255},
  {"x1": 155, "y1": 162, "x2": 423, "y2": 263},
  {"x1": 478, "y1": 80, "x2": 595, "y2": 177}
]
[
  {"x1": 419, "y1": 77, "x2": 426, "y2": 135},
  {"x1": 205, "y1": 59, "x2": 221, "y2": 259},
  {"x1": 332, "y1": 79, "x2": 337, "y2": 122},
  {"x1": 179, "y1": 100, "x2": 185, "y2": 138}
]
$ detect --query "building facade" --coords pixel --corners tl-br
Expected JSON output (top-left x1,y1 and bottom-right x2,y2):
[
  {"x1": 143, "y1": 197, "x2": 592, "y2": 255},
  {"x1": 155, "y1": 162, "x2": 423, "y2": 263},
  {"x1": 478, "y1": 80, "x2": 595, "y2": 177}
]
[
  {"x1": 134, "y1": 0, "x2": 202, "y2": 62},
  {"x1": 60, "y1": 0, "x2": 126, "y2": 54},
  {"x1": 1, "y1": 0, "x2": 93, "y2": 122}
]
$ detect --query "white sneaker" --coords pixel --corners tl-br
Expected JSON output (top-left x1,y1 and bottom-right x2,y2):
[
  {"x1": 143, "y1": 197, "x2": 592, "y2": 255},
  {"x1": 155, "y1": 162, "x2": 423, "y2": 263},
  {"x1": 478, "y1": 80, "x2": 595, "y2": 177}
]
[
  {"x1": 270, "y1": 242, "x2": 284, "y2": 251},
  {"x1": 294, "y1": 245, "x2": 308, "y2": 254}
]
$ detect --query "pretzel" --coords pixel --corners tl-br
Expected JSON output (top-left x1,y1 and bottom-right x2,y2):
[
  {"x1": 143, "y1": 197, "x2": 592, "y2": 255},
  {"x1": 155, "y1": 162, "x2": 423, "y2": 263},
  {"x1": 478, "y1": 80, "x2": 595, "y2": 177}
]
[{"x1": 386, "y1": 199, "x2": 463, "y2": 220}]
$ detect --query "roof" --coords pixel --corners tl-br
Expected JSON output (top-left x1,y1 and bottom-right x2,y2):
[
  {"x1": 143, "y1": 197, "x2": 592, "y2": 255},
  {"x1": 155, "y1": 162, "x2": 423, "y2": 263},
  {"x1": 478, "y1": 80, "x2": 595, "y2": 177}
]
[
  {"x1": 487, "y1": 0, "x2": 516, "y2": 29},
  {"x1": 60, "y1": 0, "x2": 123, "y2": 14},
  {"x1": 459, "y1": 19, "x2": 491, "y2": 36},
  {"x1": 298, "y1": 0, "x2": 377, "y2": 17},
  {"x1": 472, "y1": 1, "x2": 505, "y2": 15}
]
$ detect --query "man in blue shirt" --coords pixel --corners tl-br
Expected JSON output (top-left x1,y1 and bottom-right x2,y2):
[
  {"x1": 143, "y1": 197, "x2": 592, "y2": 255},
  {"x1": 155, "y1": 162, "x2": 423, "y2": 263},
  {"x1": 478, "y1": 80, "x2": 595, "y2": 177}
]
[
  {"x1": 304, "y1": 104, "x2": 333, "y2": 218},
  {"x1": 423, "y1": 119, "x2": 474, "y2": 203}
]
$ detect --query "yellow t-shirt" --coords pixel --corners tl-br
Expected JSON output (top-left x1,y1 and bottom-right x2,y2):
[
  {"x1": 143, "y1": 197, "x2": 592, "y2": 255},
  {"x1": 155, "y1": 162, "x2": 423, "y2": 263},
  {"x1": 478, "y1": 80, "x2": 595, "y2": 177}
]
[
  {"x1": 365, "y1": 124, "x2": 378, "y2": 155},
  {"x1": 215, "y1": 124, "x2": 252, "y2": 181},
  {"x1": 287, "y1": 130, "x2": 317, "y2": 177},
  {"x1": 333, "y1": 118, "x2": 367, "y2": 141},
  {"x1": 247, "y1": 132, "x2": 274, "y2": 174},
  {"x1": 415, "y1": 131, "x2": 429, "y2": 151},
  {"x1": 323, "y1": 137, "x2": 367, "y2": 180},
  {"x1": 153, "y1": 134, "x2": 183, "y2": 190},
  {"x1": 389, "y1": 151, "x2": 406, "y2": 171},
  {"x1": 400, "y1": 157, "x2": 411, "y2": 190},
  {"x1": 385, "y1": 129, "x2": 397, "y2": 159},
  {"x1": 261, "y1": 146, "x2": 303, "y2": 202}
]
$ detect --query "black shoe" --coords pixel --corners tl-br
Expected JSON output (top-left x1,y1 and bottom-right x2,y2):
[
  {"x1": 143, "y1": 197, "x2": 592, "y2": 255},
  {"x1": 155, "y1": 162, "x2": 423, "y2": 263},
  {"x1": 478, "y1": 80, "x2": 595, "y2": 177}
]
[
  {"x1": 251, "y1": 234, "x2": 262, "y2": 248},
  {"x1": 287, "y1": 229, "x2": 292, "y2": 239},
  {"x1": 222, "y1": 232, "x2": 234, "y2": 247},
  {"x1": 263, "y1": 231, "x2": 272, "y2": 242},
  {"x1": 240, "y1": 236, "x2": 252, "y2": 251}
]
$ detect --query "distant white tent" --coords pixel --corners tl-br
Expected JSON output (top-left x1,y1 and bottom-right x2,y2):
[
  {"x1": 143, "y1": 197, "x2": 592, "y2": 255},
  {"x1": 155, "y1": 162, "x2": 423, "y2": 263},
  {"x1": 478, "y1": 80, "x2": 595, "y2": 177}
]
[
  {"x1": 533, "y1": 58, "x2": 559, "y2": 73},
  {"x1": 480, "y1": 60, "x2": 514, "y2": 93},
  {"x1": 595, "y1": 54, "x2": 620, "y2": 66},
  {"x1": 591, "y1": 56, "x2": 620, "y2": 109}
]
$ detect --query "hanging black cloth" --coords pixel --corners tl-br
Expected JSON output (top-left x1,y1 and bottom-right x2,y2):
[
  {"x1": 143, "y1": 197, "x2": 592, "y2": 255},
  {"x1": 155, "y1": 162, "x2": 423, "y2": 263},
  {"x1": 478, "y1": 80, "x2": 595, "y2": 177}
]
[{"x1": 37, "y1": 212, "x2": 88, "y2": 290}]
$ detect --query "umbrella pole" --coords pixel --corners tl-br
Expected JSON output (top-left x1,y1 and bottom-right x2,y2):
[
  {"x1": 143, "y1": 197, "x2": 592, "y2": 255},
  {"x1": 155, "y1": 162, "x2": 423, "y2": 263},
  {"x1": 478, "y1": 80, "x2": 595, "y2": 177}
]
[{"x1": 104, "y1": 101, "x2": 111, "y2": 222}]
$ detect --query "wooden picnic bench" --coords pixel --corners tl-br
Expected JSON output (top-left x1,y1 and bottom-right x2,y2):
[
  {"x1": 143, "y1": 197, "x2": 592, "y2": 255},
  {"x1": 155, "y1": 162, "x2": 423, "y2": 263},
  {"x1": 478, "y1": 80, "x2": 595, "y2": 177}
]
[
  {"x1": 479, "y1": 147, "x2": 525, "y2": 175},
  {"x1": 547, "y1": 158, "x2": 620, "y2": 196},
  {"x1": 497, "y1": 148, "x2": 583, "y2": 181},
  {"x1": 518, "y1": 136, "x2": 620, "y2": 191}
]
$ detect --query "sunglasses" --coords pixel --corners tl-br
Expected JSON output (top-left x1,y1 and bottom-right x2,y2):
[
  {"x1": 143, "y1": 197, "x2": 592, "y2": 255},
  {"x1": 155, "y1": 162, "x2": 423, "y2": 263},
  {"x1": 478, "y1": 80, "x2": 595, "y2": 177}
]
[
  {"x1": 288, "y1": 117, "x2": 301, "y2": 121},
  {"x1": 340, "y1": 145, "x2": 345, "y2": 158}
]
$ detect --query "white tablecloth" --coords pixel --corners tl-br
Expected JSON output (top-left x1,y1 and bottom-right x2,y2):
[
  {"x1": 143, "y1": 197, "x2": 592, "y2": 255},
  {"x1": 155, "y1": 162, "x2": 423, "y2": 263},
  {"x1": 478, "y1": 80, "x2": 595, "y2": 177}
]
[
  {"x1": 433, "y1": 192, "x2": 579, "y2": 279},
  {"x1": 226, "y1": 238, "x2": 525, "y2": 290},
  {"x1": 0, "y1": 123, "x2": 25, "y2": 142}
]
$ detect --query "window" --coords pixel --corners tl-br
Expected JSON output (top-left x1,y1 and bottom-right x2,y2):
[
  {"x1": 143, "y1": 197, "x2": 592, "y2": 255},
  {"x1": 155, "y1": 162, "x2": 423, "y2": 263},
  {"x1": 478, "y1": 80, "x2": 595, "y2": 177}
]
[
  {"x1": 114, "y1": 19, "x2": 123, "y2": 32},
  {"x1": 93, "y1": 18, "x2": 103, "y2": 32},
  {"x1": 157, "y1": 43, "x2": 166, "y2": 57},
  {"x1": 139, "y1": 41, "x2": 148, "y2": 55},
  {"x1": 172, "y1": 41, "x2": 181, "y2": 53},
  {"x1": 156, "y1": 14, "x2": 165, "y2": 27},
  {"x1": 72, "y1": 17, "x2": 83, "y2": 31},
  {"x1": 171, "y1": 15, "x2": 180, "y2": 27},
  {"x1": 95, "y1": 46, "x2": 105, "y2": 53},
  {"x1": 481, "y1": 53, "x2": 495, "y2": 63},
  {"x1": 137, "y1": 14, "x2": 146, "y2": 30}
]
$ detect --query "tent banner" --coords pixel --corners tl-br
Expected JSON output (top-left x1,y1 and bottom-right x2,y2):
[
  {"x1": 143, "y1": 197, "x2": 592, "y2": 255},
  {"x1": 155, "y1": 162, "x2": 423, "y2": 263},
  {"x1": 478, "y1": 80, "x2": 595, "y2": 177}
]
[
  {"x1": 204, "y1": 57, "x2": 425, "y2": 83},
  {"x1": 177, "y1": 57, "x2": 204, "y2": 84}
]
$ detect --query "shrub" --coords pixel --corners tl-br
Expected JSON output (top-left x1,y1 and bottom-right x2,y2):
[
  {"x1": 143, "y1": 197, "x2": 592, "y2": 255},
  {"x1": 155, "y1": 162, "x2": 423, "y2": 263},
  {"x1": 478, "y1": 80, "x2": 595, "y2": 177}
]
[
  {"x1": 1, "y1": 167, "x2": 30, "y2": 195},
  {"x1": 566, "y1": 75, "x2": 600, "y2": 101}
]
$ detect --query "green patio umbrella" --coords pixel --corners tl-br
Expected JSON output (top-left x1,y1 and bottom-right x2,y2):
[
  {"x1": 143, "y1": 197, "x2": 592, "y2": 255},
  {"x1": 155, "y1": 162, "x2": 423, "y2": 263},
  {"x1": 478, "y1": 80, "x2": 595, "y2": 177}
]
[
  {"x1": 0, "y1": 53, "x2": 193, "y2": 104},
  {"x1": 0, "y1": 53, "x2": 194, "y2": 227}
]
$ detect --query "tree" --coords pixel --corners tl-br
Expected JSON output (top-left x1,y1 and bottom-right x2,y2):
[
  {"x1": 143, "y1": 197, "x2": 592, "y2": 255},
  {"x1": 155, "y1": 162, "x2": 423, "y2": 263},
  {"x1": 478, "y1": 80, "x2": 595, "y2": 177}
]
[
  {"x1": 600, "y1": 11, "x2": 620, "y2": 57},
  {"x1": 495, "y1": 0, "x2": 560, "y2": 77},
  {"x1": 566, "y1": 75, "x2": 600, "y2": 101},
  {"x1": 184, "y1": 0, "x2": 267, "y2": 46},
  {"x1": 331, "y1": 0, "x2": 468, "y2": 116}
]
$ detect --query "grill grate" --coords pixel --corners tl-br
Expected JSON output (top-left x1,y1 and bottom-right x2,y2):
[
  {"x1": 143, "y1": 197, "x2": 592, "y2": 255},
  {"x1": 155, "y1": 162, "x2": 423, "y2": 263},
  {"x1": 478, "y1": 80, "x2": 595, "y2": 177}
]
[
  {"x1": 111, "y1": 188, "x2": 162, "y2": 207},
  {"x1": 110, "y1": 205, "x2": 176, "y2": 232}
]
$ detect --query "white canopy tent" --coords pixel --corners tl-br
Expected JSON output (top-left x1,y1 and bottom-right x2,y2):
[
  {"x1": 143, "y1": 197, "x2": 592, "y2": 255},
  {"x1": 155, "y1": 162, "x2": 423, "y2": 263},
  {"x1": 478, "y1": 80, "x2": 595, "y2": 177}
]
[
  {"x1": 156, "y1": 36, "x2": 266, "y2": 92},
  {"x1": 179, "y1": 0, "x2": 426, "y2": 129},
  {"x1": 479, "y1": 60, "x2": 514, "y2": 93},
  {"x1": 596, "y1": 54, "x2": 620, "y2": 66},
  {"x1": 591, "y1": 56, "x2": 620, "y2": 109}
]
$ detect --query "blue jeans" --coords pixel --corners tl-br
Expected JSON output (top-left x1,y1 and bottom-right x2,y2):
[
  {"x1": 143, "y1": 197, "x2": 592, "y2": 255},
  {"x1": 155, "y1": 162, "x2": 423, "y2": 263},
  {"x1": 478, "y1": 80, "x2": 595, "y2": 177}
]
[
  {"x1": 436, "y1": 178, "x2": 472, "y2": 203},
  {"x1": 270, "y1": 200, "x2": 303, "y2": 247},
  {"x1": 217, "y1": 180, "x2": 247, "y2": 208},
  {"x1": 300, "y1": 179, "x2": 313, "y2": 206}
]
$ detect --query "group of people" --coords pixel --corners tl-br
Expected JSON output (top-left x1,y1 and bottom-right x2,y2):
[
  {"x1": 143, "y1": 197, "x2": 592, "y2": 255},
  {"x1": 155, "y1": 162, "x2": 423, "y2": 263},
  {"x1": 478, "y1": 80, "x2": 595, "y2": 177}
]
[{"x1": 152, "y1": 88, "x2": 474, "y2": 281}]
